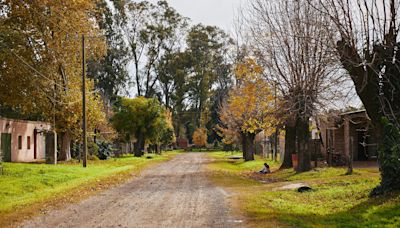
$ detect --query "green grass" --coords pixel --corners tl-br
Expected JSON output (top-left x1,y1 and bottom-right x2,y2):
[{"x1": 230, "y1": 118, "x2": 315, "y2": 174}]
[
  {"x1": 206, "y1": 151, "x2": 400, "y2": 228},
  {"x1": 207, "y1": 151, "x2": 281, "y2": 172},
  {"x1": 0, "y1": 151, "x2": 179, "y2": 215}
]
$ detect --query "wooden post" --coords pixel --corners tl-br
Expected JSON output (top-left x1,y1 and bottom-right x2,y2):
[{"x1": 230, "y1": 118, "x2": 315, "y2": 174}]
[
  {"x1": 82, "y1": 34, "x2": 87, "y2": 168},
  {"x1": 327, "y1": 129, "x2": 332, "y2": 166},
  {"x1": 344, "y1": 117, "x2": 350, "y2": 161},
  {"x1": 347, "y1": 137, "x2": 354, "y2": 175},
  {"x1": 314, "y1": 140, "x2": 318, "y2": 168}
]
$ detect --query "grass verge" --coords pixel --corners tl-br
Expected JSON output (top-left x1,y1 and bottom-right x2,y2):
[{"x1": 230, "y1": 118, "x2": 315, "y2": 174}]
[
  {"x1": 0, "y1": 151, "x2": 180, "y2": 227},
  {"x1": 206, "y1": 151, "x2": 400, "y2": 227}
]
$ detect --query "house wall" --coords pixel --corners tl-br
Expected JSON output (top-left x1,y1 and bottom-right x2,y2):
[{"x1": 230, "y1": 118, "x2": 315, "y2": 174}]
[
  {"x1": 334, "y1": 126, "x2": 345, "y2": 155},
  {"x1": 0, "y1": 118, "x2": 51, "y2": 162},
  {"x1": 318, "y1": 111, "x2": 377, "y2": 163}
]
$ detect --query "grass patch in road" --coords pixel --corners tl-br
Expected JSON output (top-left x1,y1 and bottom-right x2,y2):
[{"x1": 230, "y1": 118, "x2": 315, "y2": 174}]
[
  {"x1": 206, "y1": 151, "x2": 400, "y2": 227},
  {"x1": 0, "y1": 151, "x2": 180, "y2": 227}
]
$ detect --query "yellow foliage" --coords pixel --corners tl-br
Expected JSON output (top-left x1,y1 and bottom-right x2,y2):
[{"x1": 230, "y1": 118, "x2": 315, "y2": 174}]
[
  {"x1": 235, "y1": 58, "x2": 263, "y2": 80},
  {"x1": 218, "y1": 58, "x2": 280, "y2": 142},
  {"x1": 164, "y1": 109, "x2": 176, "y2": 143},
  {"x1": 192, "y1": 128, "x2": 207, "y2": 147},
  {"x1": 0, "y1": 0, "x2": 107, "y2": 140}
]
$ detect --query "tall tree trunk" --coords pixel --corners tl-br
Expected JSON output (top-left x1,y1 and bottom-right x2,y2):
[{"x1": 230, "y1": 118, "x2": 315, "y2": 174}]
[
  {"x1": 337, "y1": 40, "x2": 400, "y2": 193},
  {"x1": 140, "y1": 138, "x2": 145, "y2": 156},
  {"x1": 280, "y1": 123, "x2": 296, "y2": 169},
  {"x1": 134, "y1": 133, "x2": 144, "y2": 157},
  {"x1": 165, "y1": 91, "x2": 170, "y2": 109},
  {"x1": 375, "y1": 122, "x2": 400, "y2": 194},
  {"x1": 242, "y1": 132, "x2": 255, "y2": 161},
  {"x1": 155, "y1": 144, "x2": 161, "y2": 155},
  {"x1": 175, "y1": 111, "x2": 182, "y2": 138},
  {"x1": 59, "y1": 132, "x2": 71, "y2": 161},
  {"x1": 296, "y1": 117, "x2": 311, "y2": 172}
]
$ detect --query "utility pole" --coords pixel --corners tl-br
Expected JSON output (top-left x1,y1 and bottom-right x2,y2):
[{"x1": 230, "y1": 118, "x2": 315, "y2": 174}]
[
  {"x1": 53, "y1": 83, "x2": 57, "y2": 164},
  {"x1": 82, "y1": 34, "x2": 87, "y2": 168},
  {"x1": 274, "y1": 81, "x2": 278, "y2": 161}
]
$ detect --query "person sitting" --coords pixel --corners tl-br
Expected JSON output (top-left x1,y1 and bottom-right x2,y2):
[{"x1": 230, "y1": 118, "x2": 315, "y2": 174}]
[{"x1": 259, "y1": 163, "x2": 271, "y2": 174}]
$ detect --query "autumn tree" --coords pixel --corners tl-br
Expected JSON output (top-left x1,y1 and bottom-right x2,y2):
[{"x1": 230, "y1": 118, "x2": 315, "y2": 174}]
[
  {"x1": 0, "y1": 0, "x2": 107, "y2": 161},
  {"x1": 315, "y1": 0, "x2": 400, "y2": 193},
  {"x1": 192, "y1": 128, "x2": 207, "y2": 148},
  {"x1": 246, "y1": 0, "x2": 342, "y2": 171},
  {"x1": 218, "y1": 59, "x2": 278, "y2": 161}
]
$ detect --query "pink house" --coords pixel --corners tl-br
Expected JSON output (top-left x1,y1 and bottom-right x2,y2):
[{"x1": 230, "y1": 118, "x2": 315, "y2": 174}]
[{"x1": 0, "y1": 118, "x2": 52, "y2": 162}]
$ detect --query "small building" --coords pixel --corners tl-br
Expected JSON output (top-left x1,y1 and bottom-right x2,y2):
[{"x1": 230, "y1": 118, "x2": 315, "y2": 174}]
[
  {"x1": 319, "y1": 110, "x2": 378, "y2": 165},
  {"x1": 0, "y1": 118, "x2": 52, "y2": 162},
  {"x1": 176, "y1": 138, "x2": 189, "y2": 149}
]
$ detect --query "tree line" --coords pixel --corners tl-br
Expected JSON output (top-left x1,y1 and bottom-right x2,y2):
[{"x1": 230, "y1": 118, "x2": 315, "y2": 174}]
[
  {"x1": 1, "y1": 0, "x2": 399, "y2": 194},
  {"x1": 219, "y1": 0, "x2": 400, "y2": 194},
  {"x1": 0, "y1": 0, "x2": 234, "y2": 158}
]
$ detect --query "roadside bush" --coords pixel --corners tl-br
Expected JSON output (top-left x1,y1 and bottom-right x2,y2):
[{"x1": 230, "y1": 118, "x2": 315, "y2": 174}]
[
  {"x1": 71, "y1": 142, "x2": 81, "y2": 159},
  {"x1": 213, "y1": 140, "x2": 221, "y2": 149},
  {"x1": 97, "y1": 141, "x2": 113, "y2": 160},
  {"x1": 88, "y1": 141, "x2": 99, "y2": 157}
]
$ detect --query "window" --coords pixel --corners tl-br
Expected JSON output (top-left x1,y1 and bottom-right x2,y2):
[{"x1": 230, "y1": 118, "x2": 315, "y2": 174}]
[
  {"x1": 18, "y1": 136, "x2": 22, "y2": 150},
  {"x1": 27, "y1": 136, "x2": 31, "y2": 149}
]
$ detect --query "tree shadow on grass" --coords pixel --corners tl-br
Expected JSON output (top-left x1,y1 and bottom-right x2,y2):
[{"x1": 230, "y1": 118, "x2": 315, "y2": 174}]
[{"x1": 254, "y1": 192, "x2": 400, "y2": 228}]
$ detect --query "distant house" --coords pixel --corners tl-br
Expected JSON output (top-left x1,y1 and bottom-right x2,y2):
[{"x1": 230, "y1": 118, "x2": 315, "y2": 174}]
[
  {"x1": 319, "y1": 110, "x2": 378, "y2": 165},
  {"x1": 176, "y1": 138, "x2": 189, "y2": 149},
  {"x1": 0, "y1": 118, "x2": 52, "y2": 162}
]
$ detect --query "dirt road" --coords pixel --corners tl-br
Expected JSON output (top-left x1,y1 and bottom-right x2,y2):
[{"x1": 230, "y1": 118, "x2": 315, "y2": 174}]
[{"x1": 21, "y1": 153, "x2": 240, "y2": 228}]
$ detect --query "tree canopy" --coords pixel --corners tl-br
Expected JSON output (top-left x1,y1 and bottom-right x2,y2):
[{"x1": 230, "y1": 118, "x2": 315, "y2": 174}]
[
  {"x1": 218, "y1": 58, "x2": 278, "y2": 161},
  {"x1": 112, "y1": 97, "x2": 172, "y2": 157}
]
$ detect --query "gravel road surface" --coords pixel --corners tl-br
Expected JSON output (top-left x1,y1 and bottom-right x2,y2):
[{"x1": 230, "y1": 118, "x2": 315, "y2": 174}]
[{"x1": 21, "y1": 153, "x2": 240, "y2": 228}]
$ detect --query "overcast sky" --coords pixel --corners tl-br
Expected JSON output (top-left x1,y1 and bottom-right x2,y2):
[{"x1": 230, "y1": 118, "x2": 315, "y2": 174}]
[{"x1": 147, "y1": 0, "x2": 243, "y2": 33}]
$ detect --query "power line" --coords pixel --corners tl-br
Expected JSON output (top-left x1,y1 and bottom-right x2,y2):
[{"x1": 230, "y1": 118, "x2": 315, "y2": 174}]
[
  {"x1": 10, "y1": 50, "x2": 83, "y2": 92},
  {"x1": 22, "y1": 1, "x2": 106, "y2": 41},
  {"x1": 8, "y1": 49, "x2": 100, "y2": 104}
]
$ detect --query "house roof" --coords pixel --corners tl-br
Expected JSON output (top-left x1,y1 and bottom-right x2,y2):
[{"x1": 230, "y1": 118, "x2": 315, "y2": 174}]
[
  {"x1": 0, "y1": 117, "x2": 52, "y2": 126},
  {"x1": 339, "y1": 109, "x2": 367, "y2": 116}
]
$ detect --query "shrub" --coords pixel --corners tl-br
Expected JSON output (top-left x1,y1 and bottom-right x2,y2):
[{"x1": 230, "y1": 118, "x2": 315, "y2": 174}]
[
  {"x1": 70, "y1": 142, "x2": 82, "y2": 159},
  {"x1": 88, "y1": 141, "x2": 99, "y2": 157},
  {"x1": 193, "y1": 128, "x2": 207, "y2": 148},
  {"x1": 97, "y1": 141, "x2": 113, "y2": 160}
]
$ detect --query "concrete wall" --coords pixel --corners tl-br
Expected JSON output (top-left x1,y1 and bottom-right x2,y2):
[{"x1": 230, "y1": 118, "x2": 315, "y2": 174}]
[{"x1": 0, "y1": 118, "x2": 51, "y2": 162}]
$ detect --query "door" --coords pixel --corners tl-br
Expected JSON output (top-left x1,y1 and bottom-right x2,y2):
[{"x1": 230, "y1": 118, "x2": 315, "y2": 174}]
[
  {"x1": 34, "y1": 129, "x2": 37, "y2": 159},
  {"x1": 1, "y1": 133, "x2": 12, "y2": 162}
]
